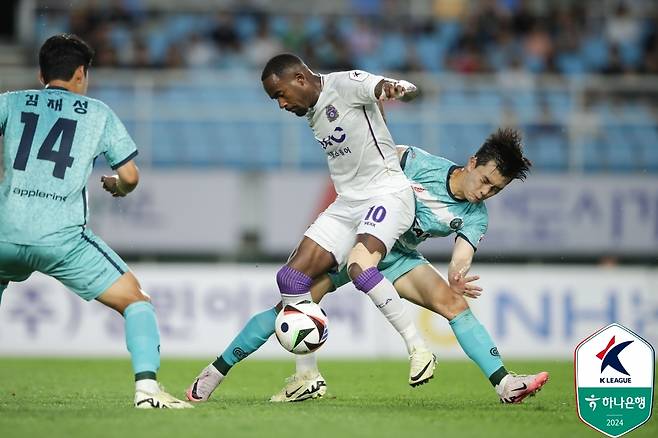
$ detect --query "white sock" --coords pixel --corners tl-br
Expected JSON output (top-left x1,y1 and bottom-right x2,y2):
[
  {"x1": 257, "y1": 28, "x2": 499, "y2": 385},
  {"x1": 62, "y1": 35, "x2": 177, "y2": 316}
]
[
  {"x1": 295, "y1": 353, "x2": 318, "y2": 375},
  {"x1": 281, "y1": 292, "x2": 312, "y2": 306},
  {"x1": 135, "y1": 378, "x2": 159, "y2": 394},
  {"x1": 366, "y1": 278, "x2": 426, "y2": 354}
]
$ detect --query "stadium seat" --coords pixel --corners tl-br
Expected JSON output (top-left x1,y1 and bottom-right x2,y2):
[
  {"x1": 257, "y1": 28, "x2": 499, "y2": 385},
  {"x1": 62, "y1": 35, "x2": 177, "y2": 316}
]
[{"x1": 605, "y1": 127, "x2": 637, "y2": 172}]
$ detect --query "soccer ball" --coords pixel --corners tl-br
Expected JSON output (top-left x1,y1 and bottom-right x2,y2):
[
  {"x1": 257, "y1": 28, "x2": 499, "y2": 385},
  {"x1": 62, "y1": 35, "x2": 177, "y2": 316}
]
[{"x1": 275, "y1": 300, "x2": 328, "y2": 354}]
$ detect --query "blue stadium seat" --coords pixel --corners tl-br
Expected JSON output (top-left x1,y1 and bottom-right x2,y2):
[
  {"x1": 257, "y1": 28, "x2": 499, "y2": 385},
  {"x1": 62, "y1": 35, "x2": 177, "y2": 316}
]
[
  {"x1": 533, "y1": 135, "x2": 568, "y2": 171},
  {"x1": 379, "y1": 34, "x2": 408, "y2": 71},
  {"x1": 236, "y1": 15, "x2": 258, "y2": 39},
  {"x1": 634, "y1": 126, "x2": 658, "y2": 171},
  {"x1": 619, "y1": 40, "x2": 642, "y2": 67},
  {"x1": 557, "y1": 53, "x2": 586, "y2": 75},
  {"x1": 266, "y1": 15, "x2": 289, "y2": 36},
  {"x1": 544, "y1": 92, "x2": 573, "y2": 122},
  {"x1": 388, "y1": 121, "x2": 424, "y2": 148},
  {"x1": 476, "y1": 89, "x2": 503, "y2": 111},
  {"x1": 436, "y1": 124, "x2": 472, "y2": 163},
  {"x1": 604, "y1": 126, "x2": 637, "y2": 172},
  {"x1": 437, "y1": 20, "x2": 462, "y2": 49},
  {"x1": 581, "y1": 35, "x2": 609, "y2": 70},
  {"x1": 415, "y1": 35, "x2": 445, "y2": 72},
  {"x1": 582, "y1": 140, "x2": 606, "y2": 172}
]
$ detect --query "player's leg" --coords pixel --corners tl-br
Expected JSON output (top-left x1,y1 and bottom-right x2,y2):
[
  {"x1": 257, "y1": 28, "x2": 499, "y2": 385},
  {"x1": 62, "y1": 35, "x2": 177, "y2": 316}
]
[
  {"x1": 276, "y1": 197, "x2": 354, "y2": 307},
  {"x1": 269, "y1": 275, "x2": 336, "y2": 402},
  {"x1": 349, "y1": 189, "x2": 434, "y2": 384},
  {"x1": 45, "y1": 229, "x2": 191, "y2": 409},
  {"x1": 187, "y1": 275, "x2": 336, "y2": 403},
  {"x1": 395, "y1": 263, "x2": 549, "y2": 403},
  {"x1": 0, "y1": 242, "x2": 34, "y2": 307}
]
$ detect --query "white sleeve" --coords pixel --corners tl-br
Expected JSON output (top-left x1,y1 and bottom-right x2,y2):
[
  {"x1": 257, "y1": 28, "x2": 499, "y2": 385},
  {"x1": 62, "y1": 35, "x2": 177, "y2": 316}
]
[{"x1": 332, "y1": 70, "x2": 385, "y2": 107}]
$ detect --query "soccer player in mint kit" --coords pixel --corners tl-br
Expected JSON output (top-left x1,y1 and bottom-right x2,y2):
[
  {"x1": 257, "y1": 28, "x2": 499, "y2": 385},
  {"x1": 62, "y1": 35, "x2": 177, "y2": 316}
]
[
  {"x1": 0, "y1": 34, "x2": 191, "y2": 409},
  {"x1": 187, "y1": 129, "x2": 549, "y2": 404}
]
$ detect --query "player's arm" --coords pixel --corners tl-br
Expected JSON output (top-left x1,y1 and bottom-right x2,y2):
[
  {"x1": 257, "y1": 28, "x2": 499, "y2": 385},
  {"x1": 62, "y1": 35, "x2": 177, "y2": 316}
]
[
  {"x1": 101, "y1": 160, "x2": 139, "y2": 197},
  {"x1": 374, "y1": 78, "x2": 419, "y2": 103},
  {"x1": 377, "y1": 99, "x2": 387, "y2": 124},
  {"x1": 447, "y1": 237, "x2": 482, "y2": 298},
  {"x1": 396, "y1": 145, "x2": 409, "y2": 161}
]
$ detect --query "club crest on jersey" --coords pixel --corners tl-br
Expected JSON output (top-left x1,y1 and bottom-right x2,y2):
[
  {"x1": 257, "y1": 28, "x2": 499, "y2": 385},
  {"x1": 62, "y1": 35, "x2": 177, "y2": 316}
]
[
  {"x1": 450, "y1": 218, "x2": 463, "y2": 230},
  {"x1": 325, "y1": 104, "x2": 339, "y2": 122}
]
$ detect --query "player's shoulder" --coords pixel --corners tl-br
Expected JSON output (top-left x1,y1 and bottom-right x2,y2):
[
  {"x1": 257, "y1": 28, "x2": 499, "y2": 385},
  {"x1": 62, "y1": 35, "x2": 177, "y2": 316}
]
[
  {"x1": 326, "y1": 70, "x2": 377, "y2": 85},
  {"x1": 405, "y1": 145, "x2": 455, "y2": 169},
  {"x1": 1, "y1": 89, "x2": 38, "y2": 101}
]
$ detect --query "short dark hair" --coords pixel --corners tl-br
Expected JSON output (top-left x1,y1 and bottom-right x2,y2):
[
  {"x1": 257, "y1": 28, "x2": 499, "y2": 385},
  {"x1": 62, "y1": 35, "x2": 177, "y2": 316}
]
[
  {"x1": 39, "y1": 34, "x2": 94, "y2": 84},
  {"x1": 261, "y1": 53, "x2": 304, "y2": 81},
  {"x1": 474, "y1": 128, "x2": 532, "y2": 181}
]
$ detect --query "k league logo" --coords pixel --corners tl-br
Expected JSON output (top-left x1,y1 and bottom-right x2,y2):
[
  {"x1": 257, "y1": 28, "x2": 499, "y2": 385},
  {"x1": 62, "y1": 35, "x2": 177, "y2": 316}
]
[{"x1": 575, "y1": 323, "x2": 655, "y2": 437}]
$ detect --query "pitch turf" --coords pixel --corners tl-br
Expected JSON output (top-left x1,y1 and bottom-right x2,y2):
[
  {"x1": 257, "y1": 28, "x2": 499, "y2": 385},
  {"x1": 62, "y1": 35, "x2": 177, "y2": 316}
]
[{"x1": 0, "y1": 359, "x2": 655, "y2": 438}]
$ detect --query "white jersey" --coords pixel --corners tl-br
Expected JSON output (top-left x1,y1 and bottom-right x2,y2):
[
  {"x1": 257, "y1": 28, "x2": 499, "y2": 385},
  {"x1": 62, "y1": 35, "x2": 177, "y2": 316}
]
[{"x1": 306, "y1": 70, "x2": 409, "y2": 201}]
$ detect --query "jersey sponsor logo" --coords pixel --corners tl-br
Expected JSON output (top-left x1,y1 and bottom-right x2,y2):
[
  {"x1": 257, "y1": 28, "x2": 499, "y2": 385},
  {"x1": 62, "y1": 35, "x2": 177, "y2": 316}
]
[
  {"x1": 327, "y1": 147, "x2": 352, "y2": 160},
  {"x1": 349, "y1": 70, "x2": 368, "y2": 82},
  {"x1": 12, "y1": 186, "x2": 68, "y2": 202},
  {"x1": 317, "y1": 127, "x2": 347, "y2": 150},
  {"x1": 449, "y1": 217, "x2": 463, "y2": 230},
  {"x1": 325, "y1": 104, "x2": 339, "y2": 122}
]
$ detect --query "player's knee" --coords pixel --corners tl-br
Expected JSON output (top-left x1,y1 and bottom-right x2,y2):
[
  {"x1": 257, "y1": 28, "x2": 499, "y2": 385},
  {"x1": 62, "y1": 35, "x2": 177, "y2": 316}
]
[
  {"x1": 441, "y1": 295, "x2": 469, "y2": 320},
  {"x1": 276, "y1": 265, "x2": 312, "y2": 293},
  {"x1": 116, "y1": 289, "x2": 151, "y2": 313},
  {"x1": 347, "y1": 243, "x2": 381, "y2": 280}
]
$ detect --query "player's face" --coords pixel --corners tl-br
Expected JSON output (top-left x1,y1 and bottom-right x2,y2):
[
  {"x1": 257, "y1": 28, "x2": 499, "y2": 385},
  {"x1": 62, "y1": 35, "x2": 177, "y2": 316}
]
[
  {"x1": 263, "y1": 72, "x2": 312, "y2": 117},
  {"x1": 462, "y1": 158, "x2": 510, "y2": 203}
]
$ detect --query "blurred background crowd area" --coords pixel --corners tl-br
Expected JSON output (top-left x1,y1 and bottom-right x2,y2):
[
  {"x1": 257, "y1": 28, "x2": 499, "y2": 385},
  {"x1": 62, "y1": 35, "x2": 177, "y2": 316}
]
[
  {"x1": 21, "y1": 0, "x2": 658, "y2": 75},
  {"x1": 0, "y1": 0, "x2": 657, "y2": 174}
]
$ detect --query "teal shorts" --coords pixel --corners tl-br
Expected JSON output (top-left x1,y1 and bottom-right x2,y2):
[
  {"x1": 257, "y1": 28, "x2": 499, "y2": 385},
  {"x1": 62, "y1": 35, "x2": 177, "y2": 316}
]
[
  {"x1": 329, "y1": 244, "x2": 429, "y2": 290},
  {"x1": 0, "y1": 228, "x2": 129, "y2": 301}
]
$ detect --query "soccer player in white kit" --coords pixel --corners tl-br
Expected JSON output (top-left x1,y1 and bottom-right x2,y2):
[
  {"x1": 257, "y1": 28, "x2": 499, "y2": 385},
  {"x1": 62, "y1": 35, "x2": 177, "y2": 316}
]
[{"x1": 261, "y1": 54, "x2": 435, "y2": 385}]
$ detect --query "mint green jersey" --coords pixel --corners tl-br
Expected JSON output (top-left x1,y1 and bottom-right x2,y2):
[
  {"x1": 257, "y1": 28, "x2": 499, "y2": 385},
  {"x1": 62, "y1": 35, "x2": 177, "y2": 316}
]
[
  {"x1": 0, "y1": 87, "x2": 137, "y2": 245},
  {"x1": 398, "y1": 146, "x2": 488, "y2": 251}
]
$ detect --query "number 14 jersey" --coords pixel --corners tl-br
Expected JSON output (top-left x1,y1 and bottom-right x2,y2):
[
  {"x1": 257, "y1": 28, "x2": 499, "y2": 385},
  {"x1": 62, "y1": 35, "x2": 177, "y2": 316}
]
[{"x1": 0, "y1": 87, "x2": 138, "y2": 245}]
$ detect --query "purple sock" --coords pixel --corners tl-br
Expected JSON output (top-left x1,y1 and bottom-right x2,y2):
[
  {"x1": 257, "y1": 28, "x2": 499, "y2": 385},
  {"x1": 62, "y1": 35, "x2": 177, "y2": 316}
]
[
  {"x1": 276, "y1": 265, "x2": 312, "y2": 297},
  {"x1": 353, "y1": 267, "x2": 384, "y2": 293}
]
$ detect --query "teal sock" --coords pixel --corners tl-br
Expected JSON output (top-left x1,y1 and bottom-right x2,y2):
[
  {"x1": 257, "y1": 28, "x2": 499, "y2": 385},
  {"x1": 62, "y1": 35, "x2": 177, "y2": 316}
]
[
  {"x1": 213, "y1": 307, "x2": 277, "y2": 375},
  {"x1": 124, "y1": 301, "x2": 160, "y2": 377},
  {"x1": 450, "y1": 308, "x2": 507, "y2": 386}
]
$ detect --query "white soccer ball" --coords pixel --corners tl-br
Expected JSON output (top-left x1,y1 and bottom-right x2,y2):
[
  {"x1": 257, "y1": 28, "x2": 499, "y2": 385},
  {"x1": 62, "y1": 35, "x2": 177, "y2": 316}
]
[{"x1": 275, "y1": 300, "x2": 329, "y2": 354}]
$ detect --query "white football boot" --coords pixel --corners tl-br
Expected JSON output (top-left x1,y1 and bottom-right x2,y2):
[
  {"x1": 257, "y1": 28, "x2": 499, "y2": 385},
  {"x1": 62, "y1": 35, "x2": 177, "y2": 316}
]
[
  {"x1": 408, "y1": 347, "x2": 437, "y2": 387},
  {"x1": 134, "y1": 384, "x2": 193, "y2": 409},
  {"x1": 185, "y1": 364, "x2": 224, "y2": 403},
  {"x1": 497, "y1": 371, "x2": 550, "y2": 404},
  {"x1": 270, "y1": 371, "x2": 327, "y2": 402}
]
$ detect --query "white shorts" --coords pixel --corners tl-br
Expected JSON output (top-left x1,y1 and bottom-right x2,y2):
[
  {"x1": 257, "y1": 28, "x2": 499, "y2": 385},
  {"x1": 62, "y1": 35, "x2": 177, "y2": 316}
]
[{"x1": 304, "y1": 187, "x2": 415, "y2": 266}]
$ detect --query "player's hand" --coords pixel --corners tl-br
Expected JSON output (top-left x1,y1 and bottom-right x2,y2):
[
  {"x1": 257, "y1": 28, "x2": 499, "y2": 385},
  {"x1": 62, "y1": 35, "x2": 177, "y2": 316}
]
[
  {"x1": 380, "y1": 80, "x2": 417, "y2": 101},
  {"x1": 101, "y1": 175, "x2": 126, "y2": 197},
  {"x1": 449, "y1": 272, "x2": 482, "y2": 298},
  {"x1": 381, "y1": 82, "x2": 406, "y2": 99}
]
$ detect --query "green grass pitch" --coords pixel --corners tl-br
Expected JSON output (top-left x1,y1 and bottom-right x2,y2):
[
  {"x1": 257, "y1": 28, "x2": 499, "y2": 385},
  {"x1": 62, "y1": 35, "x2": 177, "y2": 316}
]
[{"x1": 0, "y1": 358, "x2": 655, "y2": 438}]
